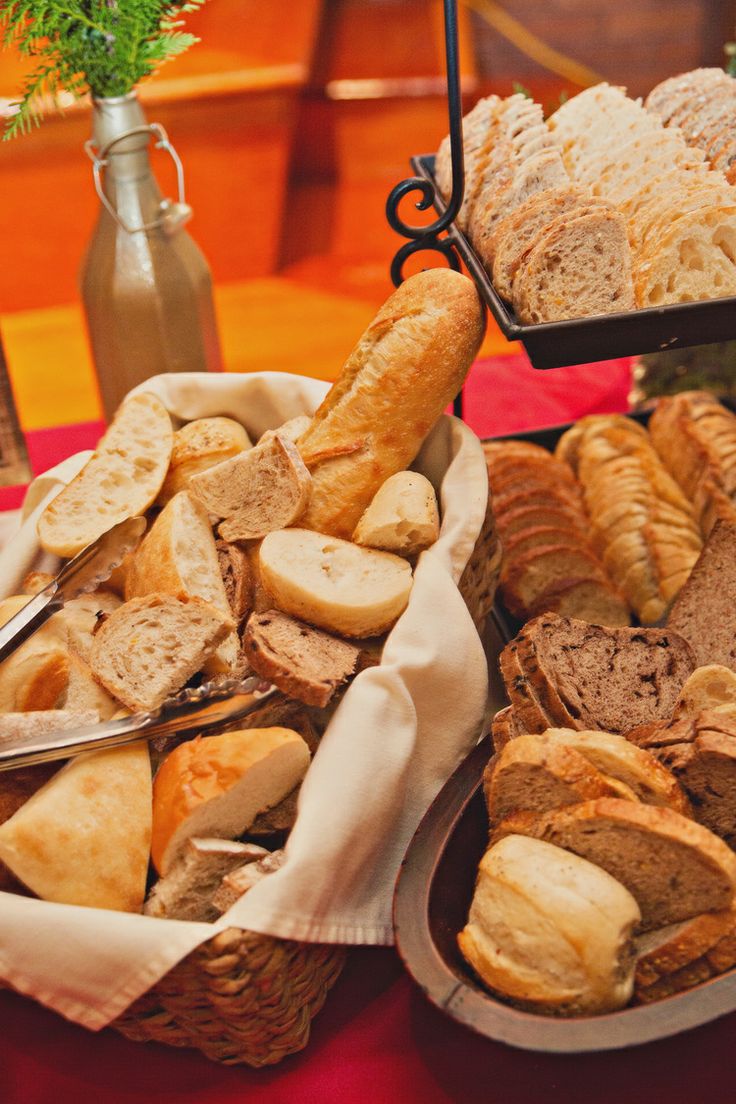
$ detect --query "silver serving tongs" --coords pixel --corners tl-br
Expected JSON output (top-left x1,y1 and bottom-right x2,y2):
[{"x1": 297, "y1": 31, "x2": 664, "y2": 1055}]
[
  {"x1": 0, "y1": 677, "x2": 279, "y2": 771},
  {"x1": 0, "y1": 515, "x2": 147, "y2": 665}
]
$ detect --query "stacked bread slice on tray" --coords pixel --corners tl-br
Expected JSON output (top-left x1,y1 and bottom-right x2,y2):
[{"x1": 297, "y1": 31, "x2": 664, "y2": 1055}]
[
  {"x1": 435, "y1": 93, "x2": 635, "y2": 323},
  {"x1": 646, "y1": 68, "x2": 736, "y2": 184},
  {"x1": 555, "y1": 414, "x2": 702, "y2": 623},
  {"x1": 483, "y1": 439, "x2": 629, "y2": 626},
  {"x1": 547, "y1": 82, "x2": 736, "y2": 308}
]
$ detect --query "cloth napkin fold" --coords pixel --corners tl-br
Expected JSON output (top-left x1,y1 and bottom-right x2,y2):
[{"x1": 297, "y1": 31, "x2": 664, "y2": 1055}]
[{"x1": 0, "y1": 372, "x2": 489, "y2": 1029}]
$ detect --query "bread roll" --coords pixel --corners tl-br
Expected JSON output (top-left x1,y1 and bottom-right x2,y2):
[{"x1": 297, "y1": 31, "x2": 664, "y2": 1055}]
[
  {"x1": 353, "y1": 471, "x2": 439, "y2": 557},
  {"x1": 151, "y1": 727, "x2": 310, "y2": 874},
  {"x1": 0, "y1": 742, "x2": 152, "y2": 911},
  {"x1": 158, "y1": 416, "x2": 251, "y2": 505},
  {"x1": 259, "y1": 528, "x2": 413, "y2": 638},
  {"x1": 295, "y1": 269, "x2": 485, "y2": 538},
  {"x1": 458, "y1": 835, "x2": 640, "y2": 1014},
  {"x1": 37, "y1": 392, "x2": 173, "y2": 557}
]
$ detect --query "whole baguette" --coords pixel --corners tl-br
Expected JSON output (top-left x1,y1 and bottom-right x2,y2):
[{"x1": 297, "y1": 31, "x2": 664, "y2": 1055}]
[{"x1": 295, "y1": 269, "x2": 485, "y2": 538}]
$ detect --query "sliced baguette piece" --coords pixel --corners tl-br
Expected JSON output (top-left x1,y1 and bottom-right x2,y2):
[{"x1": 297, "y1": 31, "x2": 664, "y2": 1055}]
[
  {"x1": 484, "y1": 732, "x2": 635, "y2": 825},
  {"x1": 88, "y1": 593, "x2": 235, "y2": 712},
  {"x1": 151, "y1": 727, "x2": 310, "y2": 874},
  {"x1": 124, "y1": 490, "x2": 240, "y2": 674},
  {"x1": 211, "y1": 849, "x2": 287, "y2": 914},
  {"x1": 190, "y1": 433, "x2": 312, "y2": 541},
  {"x1": 216, "y1": 539, "x2": 253, "y2": 624},
  {"x1": 526, "y1": 577, "x2": 631, "y2": 627},
  {"x1": 243, "y1": 609, "x2": 361, "y2": 708},
  {"x1": 493, "y1": 798, "x2": 736, "y2": 930},
  {"x1": 352, "y1": 471, "x2": 439, "y2": 557},
  {"x1": 144, "y1": 837, "x2": 268, "y2": 921},
  {"x1": 634, "y1": 205, "x2": 736, "y2": 307},
  {"x1": 62, "y1": 653, "x2": 119, "y2": 719},
  {"x1": 158, "y1": 417, "x2": 252, "y2": 506},
  {"x1": 0, "y1": 742, "x2": 152, "y2": 912},
  {"x1": 259, "y1": 528, "x2": 412, "y2": 638},
  {"x1": 458, "y1": 834, "x2": 640, "y2": 1014},
  {"x1": 499, "y1": 544, "x2": 610, "y2": 621},
  {"x1": 37, "y1": 392, "x2": 173, "y2": 557}
]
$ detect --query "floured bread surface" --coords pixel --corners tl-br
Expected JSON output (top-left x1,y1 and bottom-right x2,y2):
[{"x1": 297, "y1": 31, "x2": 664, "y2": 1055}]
[
  {"x1": 88, "y1": 593, "x2": 235, "y2": 712},
  {"x1": 37, "y1": 392, "x2": 173, "y2": 557},
  {"x1": 0, "y1": 742, "x2": 152, "y2": 912},
  {"x1": 458, "y1": 834, "x2": 640, "y2": 1014},
  {"x1": 259, "y1": 528, "x2": 413, "y2": 638}
]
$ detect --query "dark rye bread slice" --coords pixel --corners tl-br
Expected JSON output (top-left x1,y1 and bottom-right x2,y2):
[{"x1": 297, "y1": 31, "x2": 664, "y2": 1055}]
[
  {"x1": 243, "y1": 609, "x2": 361, "y2": 708},
  {"x1": 515, "y1": 614, "x2": 696, "y2": 734},
  {"x1": 498, "y1": 640, "x2": 554, "y2": 733},
  {"x1": 491, "y1": 798, "x2": 736, "y2": 931},
  {"x1": 668, "y1": 520, "x2": 736, "y2": 670}
]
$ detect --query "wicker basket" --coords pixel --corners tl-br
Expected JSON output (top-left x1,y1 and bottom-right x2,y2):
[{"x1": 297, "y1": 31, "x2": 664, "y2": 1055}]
[{"x1": 106, "y1": 497, "x2": 501, "y2": 1067}]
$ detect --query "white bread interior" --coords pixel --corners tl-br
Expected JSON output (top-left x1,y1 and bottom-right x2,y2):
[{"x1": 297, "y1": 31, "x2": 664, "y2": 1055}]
[
  {"x1": 458, "y1": 834, "x2": 640, "y2": 1014},
  {"x1": 259, "y1": 528, "x2": 413, "y2": 638},
  {"x1": 352, "y1": 471, "x2": 440, "y2": 557}
]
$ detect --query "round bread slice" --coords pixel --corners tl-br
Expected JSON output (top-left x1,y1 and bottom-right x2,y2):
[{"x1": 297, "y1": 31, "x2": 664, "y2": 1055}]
[
  {"x1": 458, "y1": 834, "x2": 641, "y2": 1014},
  {"x1": 37, "y1": 392, "x2": 173, "y2": 557},
  {"x1": 494, "y1": 797, "x2": 736, "y2": 931},
  {"x1": 258, "y1": 528, "x2": 413, "y2": 638},
  {"x1": 151, "y1": 727, "x2": 311, "y2": 874}
]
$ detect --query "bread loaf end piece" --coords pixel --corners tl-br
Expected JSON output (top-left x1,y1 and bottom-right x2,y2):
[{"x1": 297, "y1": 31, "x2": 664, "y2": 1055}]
[
  {"x1": 458, "y1": 834, "x2": 640, "y2": 1014},
  {"x1": 37, "y1": 392, "x2": 173, "y2": 557},
  {"x1": 296, "y1": 269, "x2": 485, "y2": 538}
]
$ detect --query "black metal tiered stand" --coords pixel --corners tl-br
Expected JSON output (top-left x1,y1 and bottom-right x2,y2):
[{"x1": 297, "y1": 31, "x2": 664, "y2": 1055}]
[{"x1": 385, "y1": 0, "x2": 736, "y2": 418}]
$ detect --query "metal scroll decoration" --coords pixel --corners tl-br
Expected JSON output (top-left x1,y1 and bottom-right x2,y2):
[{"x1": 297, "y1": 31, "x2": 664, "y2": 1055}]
[{"x1": 386, "y1": 0, "x2": 464, "y2": 287}]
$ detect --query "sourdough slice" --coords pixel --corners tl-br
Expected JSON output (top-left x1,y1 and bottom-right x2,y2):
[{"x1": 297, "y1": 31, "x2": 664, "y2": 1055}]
[
  {"x1": 190, "y1": 433, "x2": 312, "y2": 541},
  {"x1": 458, "y1": 834, "x2": 640, "y2": 1014},
  {"x1": 258, "y1": 528, "x2": 412, "y2": 638},
  {"x1": 62, "y1": 654, "x2": 119, "y2": 719},
  {"x1": 144, "y1": 837, "x2": 268, "y2": 921},
  {"x1": 527, "y1": 577, "x2": 631, "y2": 627},
  {"x1": 499, "y1": 544, "x2": 610, "y2": 621},
  {"x1": 243, "y1": 609, "x2": 361, "y2": 708},
  {"x1": 493, "y1": 798, "x2": 736, "y2": 931},
  {"x1": 517, "y1": 614, "x2": 696, "y2": 734},
  {"x1": 634, "y1": 205, "x2": 736, "y2": 307},
  {"x1": 668, "y1": 520, "x2": 736, "y2": 669},
  {"x1": 489, "y1": 186, "x2": 585, "y2": 301},
  {"x1": 37, "y1": 392, "x2": 173, "y2": 557},
  {"x1": 88, "y1": 594, "x2": 235, "y2": 712},
  {"x1": 0, "y1": 742, "x2": 152, "y2": 911},
  {"x1": 513, "y1": 207, "x2": 635, "y2": 324},
  {"x1": 124, "y1": 491, "x2": 240, "y2": 674},
  {"x1": 483, "y1": 732, "x2": 635, "y2": 825}
]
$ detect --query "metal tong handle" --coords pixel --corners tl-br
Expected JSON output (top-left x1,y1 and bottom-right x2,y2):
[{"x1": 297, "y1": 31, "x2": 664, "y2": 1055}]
[{"x1": 0, "y1": 586, "x2": 63, "y2": 666}]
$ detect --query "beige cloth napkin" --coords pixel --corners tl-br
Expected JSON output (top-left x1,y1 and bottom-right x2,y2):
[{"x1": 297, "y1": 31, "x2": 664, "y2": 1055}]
[{"x1": 0, "y1": 372, "x2": 489, "y2": 1029}]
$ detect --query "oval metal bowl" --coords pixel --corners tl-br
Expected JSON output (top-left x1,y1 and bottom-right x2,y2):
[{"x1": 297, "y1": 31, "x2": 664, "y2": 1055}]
[{"x1": 393, "y1": 731, "x2": 736, "y2": 1053}]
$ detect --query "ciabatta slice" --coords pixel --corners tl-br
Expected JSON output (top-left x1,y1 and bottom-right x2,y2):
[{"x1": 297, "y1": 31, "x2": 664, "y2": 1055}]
[{"x1": 37, "y1": 392, "x2": 173, "y2": 557}]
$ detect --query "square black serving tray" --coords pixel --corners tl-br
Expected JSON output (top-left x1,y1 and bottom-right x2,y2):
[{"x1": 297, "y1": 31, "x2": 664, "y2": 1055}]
[{"x1": 412, "y1": 153, "x2": 736, "y2": 370}]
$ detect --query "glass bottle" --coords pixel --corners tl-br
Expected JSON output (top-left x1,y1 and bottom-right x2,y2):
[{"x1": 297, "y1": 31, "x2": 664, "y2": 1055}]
[{"x1": 80, "y1": 92, "x2": 222, "y2": 420}]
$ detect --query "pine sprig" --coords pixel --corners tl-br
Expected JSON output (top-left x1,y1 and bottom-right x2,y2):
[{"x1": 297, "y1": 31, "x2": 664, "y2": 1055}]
[{"x1": 0, "y1": 1, "x2": 206, "y2": 138}]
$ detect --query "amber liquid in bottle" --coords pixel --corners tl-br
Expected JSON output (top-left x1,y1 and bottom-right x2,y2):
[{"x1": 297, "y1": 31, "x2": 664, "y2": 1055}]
[{"x1": 80, "y1": 93, "x2": 222, "y2": 420}]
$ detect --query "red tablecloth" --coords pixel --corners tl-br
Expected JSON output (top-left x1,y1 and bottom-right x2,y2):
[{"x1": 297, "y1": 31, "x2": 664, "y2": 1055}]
[{"x1": 8, "y1": 354, "x2": 733, "y2": 1104}]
